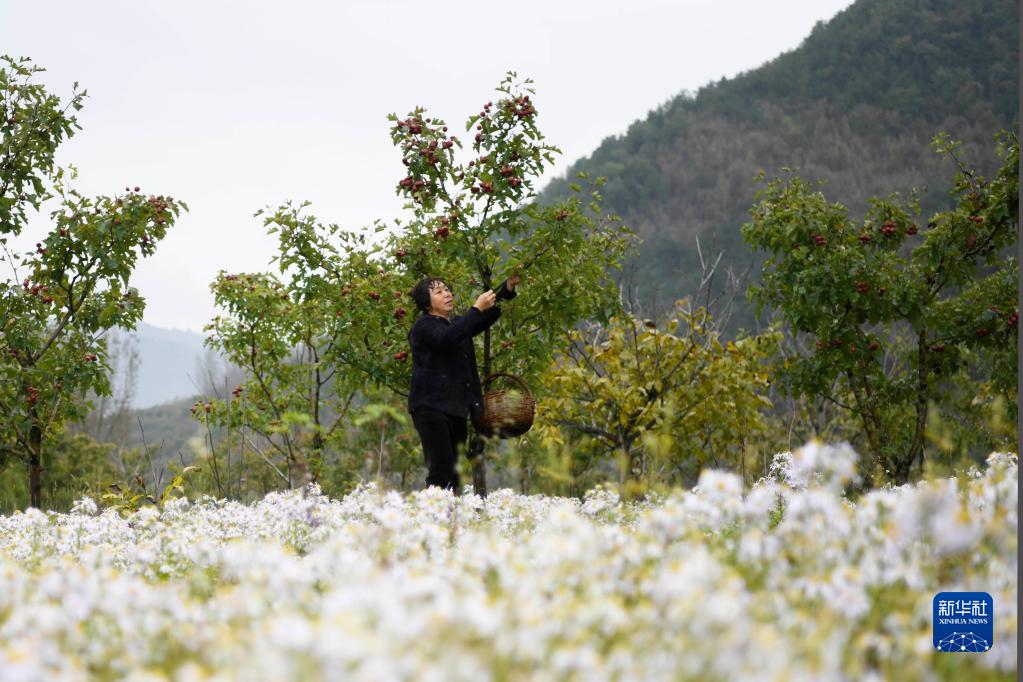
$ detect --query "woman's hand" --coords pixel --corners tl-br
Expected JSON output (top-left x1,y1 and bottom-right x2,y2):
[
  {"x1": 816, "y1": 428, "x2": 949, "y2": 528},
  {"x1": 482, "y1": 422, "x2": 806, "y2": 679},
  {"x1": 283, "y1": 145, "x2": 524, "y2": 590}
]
[
  {"x1": 473, "y1": 290, "x2": 497, "y2": 311},
  {"x1": 506, "y1": 270, "x2": 521, "y2": 291}
]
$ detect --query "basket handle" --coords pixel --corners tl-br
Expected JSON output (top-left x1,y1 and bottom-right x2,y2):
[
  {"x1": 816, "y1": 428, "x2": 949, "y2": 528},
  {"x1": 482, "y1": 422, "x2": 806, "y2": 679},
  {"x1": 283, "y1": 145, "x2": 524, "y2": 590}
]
[{"x1": 481, "y1": 372, "x2": 533, "y2": 399}]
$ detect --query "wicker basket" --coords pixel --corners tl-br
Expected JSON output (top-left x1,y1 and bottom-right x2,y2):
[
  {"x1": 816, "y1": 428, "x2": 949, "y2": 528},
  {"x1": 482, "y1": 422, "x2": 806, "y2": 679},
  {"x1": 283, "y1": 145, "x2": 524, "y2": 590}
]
[{"x1": 474, "y1": 372, "x2": 535, "y2": 438}]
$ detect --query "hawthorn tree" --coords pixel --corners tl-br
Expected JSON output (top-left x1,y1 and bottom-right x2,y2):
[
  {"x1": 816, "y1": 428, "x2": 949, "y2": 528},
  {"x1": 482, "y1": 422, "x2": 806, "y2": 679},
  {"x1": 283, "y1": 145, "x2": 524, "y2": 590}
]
[
  {"x1": 382, "y1": 73, "x2": 636, "y2": 493},
  {"x1": 198, "y1": 212, "x2": 390, "y2": 489},
  {"x1": 742, "y1": 132, "x2": 1018, "y2": 484},
  {"x1": 197, "y1": 73, "x2": 635, "y2": 495},
  {"x1": 0, "y1": 57, "x2": 185, "y2": 508}
]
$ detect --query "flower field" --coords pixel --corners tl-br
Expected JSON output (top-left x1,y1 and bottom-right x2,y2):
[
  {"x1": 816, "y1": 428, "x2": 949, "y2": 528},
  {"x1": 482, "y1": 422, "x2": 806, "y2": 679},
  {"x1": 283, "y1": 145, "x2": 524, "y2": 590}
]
[{"x1": 0, "y1": 444, "x2": 1016, "y2": 681}]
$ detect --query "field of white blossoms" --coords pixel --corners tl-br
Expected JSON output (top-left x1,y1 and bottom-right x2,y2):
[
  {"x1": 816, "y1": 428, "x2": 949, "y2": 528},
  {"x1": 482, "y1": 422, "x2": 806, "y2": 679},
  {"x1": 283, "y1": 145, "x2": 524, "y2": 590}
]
[{"x1": 0, "y1": 443, "x2": 1016, "y2": 681}]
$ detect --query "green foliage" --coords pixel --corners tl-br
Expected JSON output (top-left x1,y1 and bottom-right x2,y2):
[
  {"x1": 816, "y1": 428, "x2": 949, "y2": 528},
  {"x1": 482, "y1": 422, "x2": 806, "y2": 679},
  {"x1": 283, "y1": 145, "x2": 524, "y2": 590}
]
[
  {"x1": 0, "y1": 431, "x2": 119, "y2": 513},
  {"x1": 0, "y1": 56, "x2": 85, "y2": 235},
  {"x1": 99, "y1": 464, "x2": 200, "y2": 515},
  {"x1": 742, "y1": 132, "x2": 1018, "y2": 483},
  {"x1": 0, "y1": 56, "x2": 186, "y2": 508},
  {"x1": 534, "y1": 302, "x2": 779, "y2": 497}
]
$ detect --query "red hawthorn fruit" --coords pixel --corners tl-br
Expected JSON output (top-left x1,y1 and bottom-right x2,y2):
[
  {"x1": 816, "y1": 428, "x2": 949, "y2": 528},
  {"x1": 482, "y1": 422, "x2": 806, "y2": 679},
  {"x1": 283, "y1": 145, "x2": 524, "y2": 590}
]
[
  {"x1": 877, "y1": 287, "x2": 887, "y2": 295},
  {"x1": 858, "y1": 233, "x2": 872, "y2": 244},
  {"x1": 393, "y1": 351, "x2": 408, "y2": 361},
  {"x1": 969, "y1": 215, "x2": 983, "y2": 224},
  {"x1": 855, "y1": 281, "x2": 869, "y2": 293},
  {"x1": 869, "y1": 342, "x2": 880, "y2": 351},
  {"x1": 394, "y1": 308, "x2": 407, "y2": 319},
  {"x1": 966, "y1": 235, "x2": 976, "y2": 250},
  {"x1": 906, "y1": 224, "x2": 918, "y2": 236},
  {"x1": 501, "y1": 340, "x2": 511, "y2": 349},
  {"x1": 975, "y1": 327, "x2": 989, "y2": 337},
  {"x1": 1008, "y1": 313, "x2": 1018, "y2": 328},
  {"x1": 481, "y1": 181, "x2": 494, "y2": 194},
  {"x1": 368, "y1": 291, "x2": 381, "y2": 300},
  {"x1": 475, "y1": 133, "x2": 483, "y2": 143},
  {"x1": 434, "y1": 227, "x2": 450, "y2": 239},
  {"x1": 508, "y1": 177, "x2": 522, "y2": 188},
  {"x1": 816, "y1": 339, "x2": 824, "y2": 351}
]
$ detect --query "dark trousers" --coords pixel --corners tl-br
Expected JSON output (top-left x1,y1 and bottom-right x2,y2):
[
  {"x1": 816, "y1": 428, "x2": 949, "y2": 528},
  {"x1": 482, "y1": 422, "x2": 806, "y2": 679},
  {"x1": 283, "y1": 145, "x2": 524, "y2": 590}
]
[{"x1": 411, "y1": 407, "x2": 468, "y2": 491}]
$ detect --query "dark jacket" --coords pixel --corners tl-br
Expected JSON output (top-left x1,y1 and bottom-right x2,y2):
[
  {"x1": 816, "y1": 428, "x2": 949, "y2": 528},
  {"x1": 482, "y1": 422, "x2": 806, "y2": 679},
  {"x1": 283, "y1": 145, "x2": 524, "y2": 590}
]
[{"x1": 407, "y1": 283, "x2": 516, "y2": 418}]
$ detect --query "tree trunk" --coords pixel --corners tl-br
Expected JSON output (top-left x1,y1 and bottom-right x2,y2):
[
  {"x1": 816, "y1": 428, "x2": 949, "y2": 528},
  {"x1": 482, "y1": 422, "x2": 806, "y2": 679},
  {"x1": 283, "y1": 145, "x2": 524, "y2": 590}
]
[
  {"x1": 471, "y1": 325, "x2": 493, "y2": 497},
  {"x1": 897, "y1": 333, "x2": 931, "y2": 484},
  {"x1": 470, "y1": 437, "x2": 487, "y2": 496},
  {"x1": 847, "y1": 370, "x2": 883, "y2": 485},
  {"x1": 28, "y1": 412, "x2": 42, "y2": 509}
]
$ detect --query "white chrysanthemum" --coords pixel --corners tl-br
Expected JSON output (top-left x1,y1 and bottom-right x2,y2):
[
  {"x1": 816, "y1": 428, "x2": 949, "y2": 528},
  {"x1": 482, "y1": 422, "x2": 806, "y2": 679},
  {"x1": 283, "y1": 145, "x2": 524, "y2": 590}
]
[{"x1": 0, "y1": 443, "x2": 1014, "y2": 679}]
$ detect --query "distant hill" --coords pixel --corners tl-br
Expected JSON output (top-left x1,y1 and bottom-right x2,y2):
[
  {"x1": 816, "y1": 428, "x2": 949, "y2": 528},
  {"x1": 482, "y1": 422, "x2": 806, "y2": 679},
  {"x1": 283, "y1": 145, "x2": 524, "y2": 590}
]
[
  {"x1": 91, "y1": 324, "x2": 217, "y2": 468},
  {"x1": 540, "y1": 0, "x2": 1018, "y2": 330},
  {"x1": 124, "y1": 322, "x2": 207, "y2": 409}
]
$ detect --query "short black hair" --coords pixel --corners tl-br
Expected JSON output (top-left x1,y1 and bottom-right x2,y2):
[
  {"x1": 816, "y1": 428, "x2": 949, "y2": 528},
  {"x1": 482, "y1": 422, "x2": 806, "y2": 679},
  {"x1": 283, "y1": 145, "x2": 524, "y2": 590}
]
[{"x1": 410, "y1": 277, "x2": 448, "y2": 314}]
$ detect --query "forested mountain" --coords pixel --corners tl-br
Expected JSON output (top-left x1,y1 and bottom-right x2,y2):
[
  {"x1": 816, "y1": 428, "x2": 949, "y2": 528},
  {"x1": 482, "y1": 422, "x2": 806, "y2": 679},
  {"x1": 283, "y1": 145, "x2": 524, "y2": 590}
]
[{"x1": 540, "y1": 0, "x2": 1018, "y2": 329}]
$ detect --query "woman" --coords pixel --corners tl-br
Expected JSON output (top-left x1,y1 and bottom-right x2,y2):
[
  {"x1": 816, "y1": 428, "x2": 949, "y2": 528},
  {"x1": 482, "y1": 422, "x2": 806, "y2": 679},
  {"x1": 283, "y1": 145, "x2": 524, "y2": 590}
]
[{"x1": 407, "y1": 273, "x2": 520, "y2": 491}]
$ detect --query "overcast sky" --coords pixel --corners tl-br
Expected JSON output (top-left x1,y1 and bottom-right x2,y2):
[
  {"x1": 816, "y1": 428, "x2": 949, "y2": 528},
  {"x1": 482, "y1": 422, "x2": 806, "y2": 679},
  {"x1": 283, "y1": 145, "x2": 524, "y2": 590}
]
[{"x1": 2, "y1": 0, "x2": 854, "y2": 333}]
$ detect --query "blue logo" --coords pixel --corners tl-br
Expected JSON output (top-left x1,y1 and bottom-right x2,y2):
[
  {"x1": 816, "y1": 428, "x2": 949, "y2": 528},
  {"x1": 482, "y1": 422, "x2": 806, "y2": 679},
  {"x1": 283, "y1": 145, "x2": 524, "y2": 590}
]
[{"x1": 933, "y1": 592, "x2": 993, "y2": 652}]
